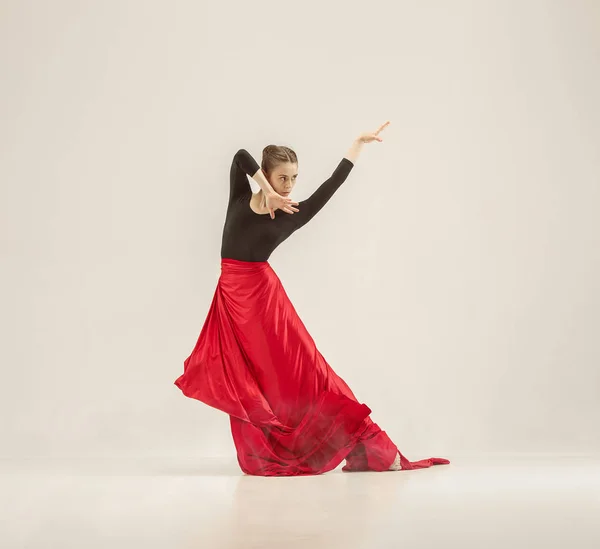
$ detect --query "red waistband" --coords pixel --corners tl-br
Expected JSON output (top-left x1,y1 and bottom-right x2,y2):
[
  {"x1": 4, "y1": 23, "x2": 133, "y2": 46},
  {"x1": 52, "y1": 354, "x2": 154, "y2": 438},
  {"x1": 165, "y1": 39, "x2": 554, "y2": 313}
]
[
  {"x1": 221, "y1": 257, "x2": 269, "y2": 266},
  {"x1": 220, "y1": 258, "x2": 272, "y2": 274}
]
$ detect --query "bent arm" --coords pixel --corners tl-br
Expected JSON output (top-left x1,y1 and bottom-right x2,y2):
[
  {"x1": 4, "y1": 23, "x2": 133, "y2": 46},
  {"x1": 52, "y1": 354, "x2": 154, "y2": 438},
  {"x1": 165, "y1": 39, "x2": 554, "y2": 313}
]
[
  {"x1": 291, "y1": 156, "x2": 355, "y2": 228},
  {"x1": 229, "y1": 149, "x2": 260, "y2": 203}
]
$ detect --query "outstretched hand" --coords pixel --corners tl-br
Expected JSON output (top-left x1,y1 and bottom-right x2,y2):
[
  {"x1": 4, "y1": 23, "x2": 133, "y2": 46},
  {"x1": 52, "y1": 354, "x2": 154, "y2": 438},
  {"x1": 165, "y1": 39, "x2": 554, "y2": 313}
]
[
  {"x1": 358, "y1": 120, "x2": 390, "y2": 143},
  {"x1": 265, "y1": 193, "x2": 300, "y2": 220}
]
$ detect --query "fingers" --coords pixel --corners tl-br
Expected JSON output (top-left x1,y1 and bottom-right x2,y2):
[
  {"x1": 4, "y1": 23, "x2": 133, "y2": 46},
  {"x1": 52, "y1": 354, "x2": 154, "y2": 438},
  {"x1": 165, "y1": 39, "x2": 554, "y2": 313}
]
[
  {"x1": 285, "y1": 200, "x2": 300, "y2": 212},
  {"x1": 374, "y1": 120, "x2": 390, "y2": 135},
  {"x1": 269, "y1": 196, "x2": 299, "y2": 216}
]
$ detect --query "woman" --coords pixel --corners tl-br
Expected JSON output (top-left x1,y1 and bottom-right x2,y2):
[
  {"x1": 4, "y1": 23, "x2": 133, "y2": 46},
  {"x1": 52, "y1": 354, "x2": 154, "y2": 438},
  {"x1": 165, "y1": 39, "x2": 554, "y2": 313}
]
[{"x1": 174, "y1": 121, "x2": 449, "y2": 476}]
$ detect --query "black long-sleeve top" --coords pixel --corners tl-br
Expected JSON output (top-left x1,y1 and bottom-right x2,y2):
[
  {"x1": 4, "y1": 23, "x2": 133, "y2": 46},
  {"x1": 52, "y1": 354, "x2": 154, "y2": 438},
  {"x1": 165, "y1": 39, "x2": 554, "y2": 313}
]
[{"x1": 220, "y1": 149, "x2": 355, "y2": 261}]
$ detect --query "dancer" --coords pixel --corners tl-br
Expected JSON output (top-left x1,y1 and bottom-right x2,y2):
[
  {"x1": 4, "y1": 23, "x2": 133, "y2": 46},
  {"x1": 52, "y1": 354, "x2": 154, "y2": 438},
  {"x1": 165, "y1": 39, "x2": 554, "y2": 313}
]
[{"x1": 174, "y1": 121, "x2": 449, "y2": 476}]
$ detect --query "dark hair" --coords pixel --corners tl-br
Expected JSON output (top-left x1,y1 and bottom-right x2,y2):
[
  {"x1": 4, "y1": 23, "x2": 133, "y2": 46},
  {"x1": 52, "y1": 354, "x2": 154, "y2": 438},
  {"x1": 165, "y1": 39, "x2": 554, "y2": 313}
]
[{"x1": 261, "y1": 145, "x2": 298, "y2": 175}]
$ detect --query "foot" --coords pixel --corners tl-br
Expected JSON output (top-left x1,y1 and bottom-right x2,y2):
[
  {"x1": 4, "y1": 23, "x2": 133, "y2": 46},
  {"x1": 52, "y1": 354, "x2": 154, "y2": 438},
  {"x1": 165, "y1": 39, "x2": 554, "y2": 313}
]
[{"x1": 388, "y1": 452, "x2": 402, "y2": 471}]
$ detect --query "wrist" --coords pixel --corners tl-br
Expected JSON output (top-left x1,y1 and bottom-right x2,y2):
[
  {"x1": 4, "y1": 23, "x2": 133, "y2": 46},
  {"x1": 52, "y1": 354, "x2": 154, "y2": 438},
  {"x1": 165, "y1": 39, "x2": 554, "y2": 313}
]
[
  {"x1": 253, "y1": 170, "x2": 276, "y2": 196},
  {"x1": 344, "y1": 139, "x2": 363, "y2": 164}
]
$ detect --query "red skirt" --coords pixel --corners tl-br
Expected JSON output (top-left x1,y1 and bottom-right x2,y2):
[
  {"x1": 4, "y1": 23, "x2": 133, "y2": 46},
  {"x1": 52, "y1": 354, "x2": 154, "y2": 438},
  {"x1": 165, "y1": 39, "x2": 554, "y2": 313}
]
[{"x1": 174, "y1": 258, "x2": 449, "y2": 476}]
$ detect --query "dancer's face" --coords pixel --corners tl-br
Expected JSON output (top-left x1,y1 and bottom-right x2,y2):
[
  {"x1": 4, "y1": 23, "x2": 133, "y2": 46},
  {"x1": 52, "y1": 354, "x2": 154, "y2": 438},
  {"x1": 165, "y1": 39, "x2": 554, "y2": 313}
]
[{"x1": 267, "y1": 162, "x2": 298, "y2": 197}]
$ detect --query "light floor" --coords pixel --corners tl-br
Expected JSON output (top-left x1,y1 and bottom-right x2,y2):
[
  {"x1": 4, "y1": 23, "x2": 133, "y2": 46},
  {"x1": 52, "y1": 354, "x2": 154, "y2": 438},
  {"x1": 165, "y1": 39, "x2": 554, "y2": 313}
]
[{"x1": 1, "y1": 455, "x2": 599, "y2": 548}]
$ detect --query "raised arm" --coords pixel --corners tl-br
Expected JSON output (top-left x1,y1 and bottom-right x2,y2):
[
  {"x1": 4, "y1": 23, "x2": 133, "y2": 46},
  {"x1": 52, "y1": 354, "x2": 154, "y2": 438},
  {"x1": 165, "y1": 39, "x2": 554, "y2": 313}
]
[
  {"x1": 290, "y1": 157, "x2": 355, "y2": 228},
  {"x1": 229, "y1": 149, "x2": 261, "y2": 203},
  {"x1": 289, "y1": 122, "x2": 390, "y2": 229}
]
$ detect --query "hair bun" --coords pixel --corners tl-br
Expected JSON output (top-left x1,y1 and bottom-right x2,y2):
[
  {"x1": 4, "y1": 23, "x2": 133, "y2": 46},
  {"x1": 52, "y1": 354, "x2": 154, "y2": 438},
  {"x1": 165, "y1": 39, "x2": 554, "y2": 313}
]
[{"x1": 261, "y1": 144, "x2": 298, "y2": 175}]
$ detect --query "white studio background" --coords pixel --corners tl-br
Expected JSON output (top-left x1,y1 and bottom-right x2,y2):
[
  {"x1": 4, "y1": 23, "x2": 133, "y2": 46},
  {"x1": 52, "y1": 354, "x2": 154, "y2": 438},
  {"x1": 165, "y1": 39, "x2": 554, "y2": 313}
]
[{"x1": 1, "y1": 0, "x2": 598, "y2": 462}]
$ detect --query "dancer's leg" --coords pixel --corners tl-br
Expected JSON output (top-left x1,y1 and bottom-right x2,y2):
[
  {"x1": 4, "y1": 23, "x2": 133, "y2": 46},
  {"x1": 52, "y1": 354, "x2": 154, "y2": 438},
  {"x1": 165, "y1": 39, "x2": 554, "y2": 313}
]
[
  {"x1": 342, "y1": 417, "x2": 399, "y2": 472},
  {"x1": 343, "y1": 417, "x2": 451, "y2": 472}
]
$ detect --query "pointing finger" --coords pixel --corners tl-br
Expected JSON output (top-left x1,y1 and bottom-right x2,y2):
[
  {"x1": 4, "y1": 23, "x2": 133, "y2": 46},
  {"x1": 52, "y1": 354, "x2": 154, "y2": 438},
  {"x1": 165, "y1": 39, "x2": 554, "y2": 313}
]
[{"x1": 375, "y1": 121, "x2": 390, "y2": 134}]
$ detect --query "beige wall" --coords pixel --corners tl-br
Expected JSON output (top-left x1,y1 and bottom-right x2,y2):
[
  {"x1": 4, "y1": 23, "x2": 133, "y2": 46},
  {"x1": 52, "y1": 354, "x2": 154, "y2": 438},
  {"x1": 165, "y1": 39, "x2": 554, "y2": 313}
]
[{"x1": 1, "y1": 0, "x2": 599, "y2": 459}]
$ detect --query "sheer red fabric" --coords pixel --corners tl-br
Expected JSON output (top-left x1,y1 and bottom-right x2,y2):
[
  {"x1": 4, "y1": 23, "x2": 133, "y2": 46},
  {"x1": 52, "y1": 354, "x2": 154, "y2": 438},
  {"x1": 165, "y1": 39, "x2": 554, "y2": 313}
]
[{"x1": 174, "y1": 258, "x2": 449, "y2": 476}]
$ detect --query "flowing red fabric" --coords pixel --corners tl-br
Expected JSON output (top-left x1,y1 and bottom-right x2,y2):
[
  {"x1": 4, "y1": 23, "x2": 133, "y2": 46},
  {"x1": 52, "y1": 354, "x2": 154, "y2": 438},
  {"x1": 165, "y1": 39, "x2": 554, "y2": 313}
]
[{"x1": 174, "y1": 258, "x2": 449, "y2": 476}]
